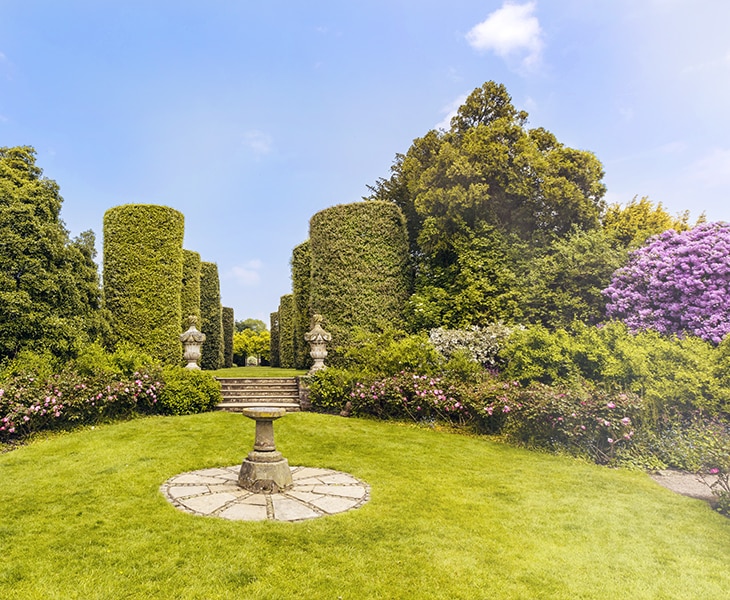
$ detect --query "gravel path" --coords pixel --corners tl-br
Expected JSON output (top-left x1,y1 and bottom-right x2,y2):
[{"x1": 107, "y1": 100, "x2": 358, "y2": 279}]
[{"x1": 649, "y1": 469, "x2": 719, "y2": 504}]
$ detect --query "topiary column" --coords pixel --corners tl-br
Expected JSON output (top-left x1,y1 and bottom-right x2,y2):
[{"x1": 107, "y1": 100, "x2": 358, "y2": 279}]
[
  {"x1": 291, "y1": 240, "x2": 312, "y2": 370},
  {"x1": 278, "y1": 295, "x2": 295, "y2": 369},
  {"x1": 309, "y1": 201, "x2": 411, "y2": 348},
  {"x1": 181, "y1": 249, "x2": 202, "y2": 332},
  {"x1": 200, "y1": 261, "x2": 223, "y2": 370},
  {"x1": 269, "y1": 311, "x2": 280, "y2": 367},
  {"x1": 222, "y1": 306, "x2": 234, "y2": 368},
  {"x1": 103, "y1": 204, "x2": 184, "y2": 364}
]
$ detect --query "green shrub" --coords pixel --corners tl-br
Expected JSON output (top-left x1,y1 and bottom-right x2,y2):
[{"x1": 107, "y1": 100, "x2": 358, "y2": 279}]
[
  {"x1": 103, "y1": 204, "x2": 184, "y2": 364},
  {"x1": 342, "y1": 328, "x2": 442, "y2": 376},
  {"x1": 199, "y1": 262, "x2": 223, "y2": 370},
  {"x1": 181, "y1": 250, "x2": 202, "y2": 331},
  {"x1": 157, "y1": 367, "x2": 221, "y2": 415},
  {"x1": 309, "y1": 201, "x2": 411, "y2": 349},
  {"x1": 306, "y1": 367, "x2": 364, "y2": 414},
  {"x1": 0, "y1": 349, "x2": 60, "y2": 383},
  {"x1": 278, "y1": 295, "x2": 295, "y2": 369},
  {"x1": 222, "y1": 307, "x2": 234, "y2": 368}
]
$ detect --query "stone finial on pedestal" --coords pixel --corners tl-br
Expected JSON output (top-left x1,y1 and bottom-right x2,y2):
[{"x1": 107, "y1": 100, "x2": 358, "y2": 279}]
[
  {"x1": 180, "y1": 315, "x2": 206, "y2": 369},
  {"x1": 304, "y1": 314, "x2": 332, "y2": 375}
]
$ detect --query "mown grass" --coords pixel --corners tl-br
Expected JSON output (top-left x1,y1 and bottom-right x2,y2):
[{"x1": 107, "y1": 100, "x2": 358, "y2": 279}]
[
  {"x1": 1, "y1": 412, "x2": 728, "y2": 599},
  {"x1": 212, "y1": 366, "x2": 307, "y2": 377}
]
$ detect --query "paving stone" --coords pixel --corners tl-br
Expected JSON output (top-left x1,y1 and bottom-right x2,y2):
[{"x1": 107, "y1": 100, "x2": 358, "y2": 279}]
[
  {"x1": 166, "y1": 485, "x2": 210, "y2": 499},
  {"x1": 293, "y1": 467, "x2": 333, "y2": 479},
  {"x1": 286, "y1": 490, "x2": 323, "y2": 504},
  {"x1": 197, "y1": 468, "x2": 236, "y2": 478},
  {"x1": 314, "y1": 485, "x2": 366, "y2": 499},
  {"x1": 172, "y1": 474, "x2": 225, "y2": 485},
  {"x1": 317, "y1": 473, "x2": 359, "y2": 485},
  {"x1": 219, "y1": 503, "x2": 268, "y2": 521},
  {"x1": 271, "y1": 497, "x2": 321, "y2": 521},
  {"x1": 239, "y1": 493, "x2": 268, "y2": 506},
  {"x1": 179, "y1": 492, "x2": 237, "y2": 514},
  {"x1": 310, "y1": 495, "x2": 360, "y2": 514}
]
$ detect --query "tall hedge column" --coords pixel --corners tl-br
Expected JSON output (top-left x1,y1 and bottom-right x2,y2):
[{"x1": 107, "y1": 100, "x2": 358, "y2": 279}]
[
  {"x1": 200, "y1": 261, "x2": 224, "y2": 370},
  {"x1": 103, "y1": 204, "x2": 184, "y2": 364},
  {"x1": 181, "y1": 249, "x2": 202, "y2": 331},
  {"x1": 291, "y1": 240, "x2": 312, "y2": 370},
  {"x1": 309, "y1": 201, "x2": 410, "y2": 348}
]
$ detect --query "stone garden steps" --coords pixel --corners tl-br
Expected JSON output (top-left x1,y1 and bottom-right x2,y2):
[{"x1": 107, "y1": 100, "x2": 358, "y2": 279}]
[{"x1": 216, "y1": 377, "x2": 301, "y2": 412}]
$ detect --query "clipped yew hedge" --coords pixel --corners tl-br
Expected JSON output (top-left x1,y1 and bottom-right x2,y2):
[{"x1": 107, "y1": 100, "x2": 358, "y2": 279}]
[
  {"x1": 309, "y1": 201, "x2": 411, "y2": 348},
  {"x1": 222, "y1": 306, "x2": 234, "y2": 368},
  {"x1": 269, "y1": 311, "x2": 280, "y2": 367},
  {"x1": 278, "y1": 294, "x2": 295, "y2": 369},
  {"x1": 200, "y1": 262, "x2": 223, "y2": 370},
  {"x1": 181, "y1": 249, "x2": 201, "y2": 332},
  {"x1": 291, "y1": 240, "x2": 312, "y2": 370},
  {"x1": 103, "y1": 204, "x2": 184, "y2": 364}
]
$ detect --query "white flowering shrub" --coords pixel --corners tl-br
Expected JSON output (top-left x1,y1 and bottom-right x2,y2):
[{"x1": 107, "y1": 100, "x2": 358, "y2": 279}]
[{"x1": 428, "y1": 323, "x2": 514, "y2": 368}]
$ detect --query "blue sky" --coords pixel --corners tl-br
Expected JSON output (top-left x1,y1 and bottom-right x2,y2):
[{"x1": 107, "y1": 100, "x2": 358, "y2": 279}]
[{"x1": 2, "y1": 1, "x2": 729, "y2": 324}]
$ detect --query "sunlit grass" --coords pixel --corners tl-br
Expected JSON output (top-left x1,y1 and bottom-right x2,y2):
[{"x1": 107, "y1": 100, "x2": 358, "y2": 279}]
[
  {"x1": 212, "y1": 366, "x2": 307, "y2": 378},
  {"x1": 1, "y1": 412, "x2": 728, "y2": 599}
]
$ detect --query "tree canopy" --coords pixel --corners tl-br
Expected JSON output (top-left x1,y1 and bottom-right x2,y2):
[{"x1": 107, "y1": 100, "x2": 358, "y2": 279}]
[
  {"x1": 0, "y1": 146, "x2": 103, "y2": 360},
  {"x1": 367, "y1": 81, "x2": 608, "y2": 329}
]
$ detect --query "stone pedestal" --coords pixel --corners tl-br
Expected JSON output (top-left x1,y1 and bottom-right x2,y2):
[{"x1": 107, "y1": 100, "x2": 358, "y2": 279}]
[
  {"x1": 238, "y1": 407, "x2": 293, "y2": 493},
  {"x1": 304, "y1": 314, "x2": 332, "y2": 375}
]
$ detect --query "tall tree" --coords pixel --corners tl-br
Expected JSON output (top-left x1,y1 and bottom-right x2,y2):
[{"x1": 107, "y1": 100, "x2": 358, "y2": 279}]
[
  {"x1": 367, "y1": 81, "x2": 607, "y2": 328},
  {"x1": 0, "y1": 146, "x2": 103, "y2": 360}
]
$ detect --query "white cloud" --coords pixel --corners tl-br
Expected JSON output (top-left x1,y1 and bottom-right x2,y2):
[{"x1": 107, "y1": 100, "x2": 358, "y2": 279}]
[
  {"x1": 466, "y1": 1, "x2": 543, "y2": 70},
  {"x1": 435, "y1": 93, "x2": 468, "y2": 131},
  {"x1": 686, "y1": 148, "x2": 730, "y2": 188},
  {"x1": 231, "y1": 260, "x2": 263, "y2": 286},
  {"x1": 242, "y1": 130, "x2": 273, "y2": 156}
]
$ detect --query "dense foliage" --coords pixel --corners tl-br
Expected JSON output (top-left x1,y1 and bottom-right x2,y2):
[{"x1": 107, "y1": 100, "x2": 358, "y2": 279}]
[
  {"x1": 269, "y1": 311, "x2": 280, "y2": 367},
  {"x1": 232, "y1": 328, "x2": 270, "y2": 366},
  {"x1": 291, "y1": 240, "x2": 313, "y2": 370},
  {"x1": 0, "y1": 146, "x2": 104, "y2": 361},
  {"x1": 157, "y1": 366, "x2": 221, "y2": 415},
  {"x1": 309, "y1": 201, "x2": 411, "y2": 349},
  {"x1": 277, "y1": 294, "x2": 295, "y2": 369},
  {"x1": 199, "y1": 262, "x2": 223, "y2": 370},
  {"x1": 222, "y1": 307, "x2": 234, "y2": 368},
  {"x1": 367, "y1": 81, "x2": 607, "y2": 329},
  {"x1": 604, "y1": 222, "x2": 730, "y2": 344},
  {"x1": 103, "y1": 204, "x2": 184, "y2": 364},
  {"x1": 180, "y1": 249, "x2": 201, "y2": 331}
]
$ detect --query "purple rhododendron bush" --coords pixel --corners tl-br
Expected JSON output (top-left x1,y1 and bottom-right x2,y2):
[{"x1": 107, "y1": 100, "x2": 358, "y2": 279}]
[{"x1": 604, "y1": 222, "x2": 730, "y2": 344}]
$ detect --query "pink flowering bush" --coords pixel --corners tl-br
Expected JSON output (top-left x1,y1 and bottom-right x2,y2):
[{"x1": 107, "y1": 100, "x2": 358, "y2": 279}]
[
  {"x1": 604, "y1": 222, "x2": 730, "y2": 344},
  {"x1": 0, "y1": 367, "x2": 163, "y2": 443},
  {"x1": 348, "y1": 371, "x2": 468, "y2": 424},
  {"x1": 465, "y1": 379, "x2": 644, "y2": 464}
]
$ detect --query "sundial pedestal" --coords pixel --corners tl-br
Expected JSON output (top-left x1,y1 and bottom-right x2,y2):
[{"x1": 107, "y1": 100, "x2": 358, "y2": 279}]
[{"x1": 238, "y1": 407, "x2": 293, "y2": 493}]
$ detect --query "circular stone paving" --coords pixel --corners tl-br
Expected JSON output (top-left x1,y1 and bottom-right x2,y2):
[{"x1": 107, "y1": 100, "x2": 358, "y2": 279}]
[{"x1": 161, "y1": 466, "x2": 370, "y2": 522}]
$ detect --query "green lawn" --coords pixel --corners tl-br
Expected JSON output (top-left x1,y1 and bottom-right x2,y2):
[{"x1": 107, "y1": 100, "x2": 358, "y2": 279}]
[
  {"x1": 1, "y1": 412, "x2": 728, "y2": 599},
  {"x1": 212, "y1": 366, "x2": 308, "y2": 377}
]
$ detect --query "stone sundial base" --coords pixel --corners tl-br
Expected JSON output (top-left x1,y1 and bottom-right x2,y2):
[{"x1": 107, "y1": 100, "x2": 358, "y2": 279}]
[{"x1": 161, "y1": 465, "x2": 369, "y2": 522}]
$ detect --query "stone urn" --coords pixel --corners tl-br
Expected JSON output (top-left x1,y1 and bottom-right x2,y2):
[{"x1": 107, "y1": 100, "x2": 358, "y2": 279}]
[
  {"x1": 303, "y1": 314, "x2": 332, "y2": 375},
  {"x1": 180, "y1": 315, "x2": 206, "y2": 369}
]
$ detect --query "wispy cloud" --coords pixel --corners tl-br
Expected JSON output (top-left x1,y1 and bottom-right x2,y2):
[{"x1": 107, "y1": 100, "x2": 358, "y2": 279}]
[
  {"x1": 686, "y1": 147, "x2": 730, "y2": 188},
  {"x1": 242, "y1": 130, "x2": 273, "y2": 157},
  {"x1": 466, "y1": 1, "x2": 544, "y2": 71},
  {"x1": 435, "y1": 93, "x2": 469, "y2": 131},
  {"x1": 231, "y1": 260, "x2": 263, "y2": 286}
]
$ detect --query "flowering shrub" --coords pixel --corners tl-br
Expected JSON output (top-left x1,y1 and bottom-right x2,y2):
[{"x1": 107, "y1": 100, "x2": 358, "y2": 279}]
[
  {"x1": 467, "y1": 380, "x2": 644, "y2": 464},
  {"x1": 0, "y1": 368, "x2": 163, "y2": 443},
  {"x1": 429, "y1": 323, "x2": 514, "y2": 368},
  {"x1": 604, "y1": 222, "x2": 730, "y2": 344},
  {"x1": 348, "y1": 372, "x2": 468, "y2": 424}
]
